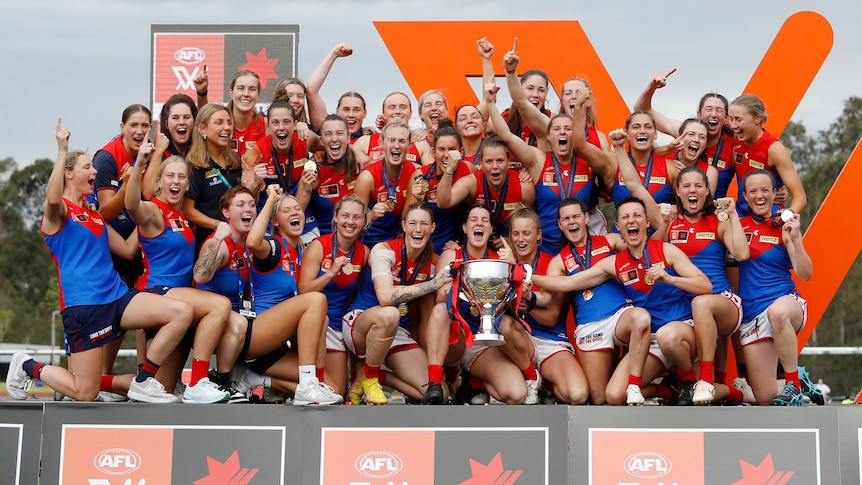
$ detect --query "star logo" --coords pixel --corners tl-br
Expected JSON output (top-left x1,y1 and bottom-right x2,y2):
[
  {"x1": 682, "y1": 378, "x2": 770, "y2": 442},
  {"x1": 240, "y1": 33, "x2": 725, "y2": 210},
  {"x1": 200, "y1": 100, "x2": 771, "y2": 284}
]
[
  {"x1": 458, "y1": 452, "x2": 522, "y2": 485},
  {"x1": 193, "y1": 450, "x2": 259, "y2": 485},
  {"x1": 731, "y1": 453, "x2": 794, "y2": 485},
  {"x1": 239, "y1": 48, "x2": 279, "y2": 90}
]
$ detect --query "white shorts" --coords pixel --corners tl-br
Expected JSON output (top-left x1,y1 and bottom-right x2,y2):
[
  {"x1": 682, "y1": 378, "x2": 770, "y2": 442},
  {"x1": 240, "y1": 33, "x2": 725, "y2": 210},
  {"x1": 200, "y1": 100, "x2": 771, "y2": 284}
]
[
  {"x1": 342, "y1": 309, "x2": 419, "y2": 359},
  {"x1": 721, "y1": 290, "x2": 744, "y2": 334},
  {"x1": 457, "y1": 343, "x2": 492, "y2": 373},
  {"x1": 739, "y1": 294, "x2": 808, "y2": 346},
  {"x1": 530, "y1": 335, "x2": 574, "y2": 372},
  {"x1": 648, "y1": 334, "x2": 671, "y2": 370},
  {"x1": 574, "y1": 305, "x2": 631, "y2": 352},
  {"x1": 326, "y1": 326, "x2": 346, "y2": 352}
]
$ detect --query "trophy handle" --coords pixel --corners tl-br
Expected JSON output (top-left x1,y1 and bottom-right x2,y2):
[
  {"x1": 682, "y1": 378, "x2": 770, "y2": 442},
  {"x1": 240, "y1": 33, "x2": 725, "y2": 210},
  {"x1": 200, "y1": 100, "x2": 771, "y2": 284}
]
[{"x1": 523, "y1": 263, "x2": 533, "y2": 281}]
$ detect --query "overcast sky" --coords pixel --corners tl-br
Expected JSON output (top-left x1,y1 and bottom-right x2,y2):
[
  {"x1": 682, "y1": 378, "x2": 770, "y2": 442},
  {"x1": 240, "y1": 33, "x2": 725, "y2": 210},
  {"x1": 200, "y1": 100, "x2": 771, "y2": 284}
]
[{"x1": 1, "y1": 1, "x2": 858, "y2": 168}]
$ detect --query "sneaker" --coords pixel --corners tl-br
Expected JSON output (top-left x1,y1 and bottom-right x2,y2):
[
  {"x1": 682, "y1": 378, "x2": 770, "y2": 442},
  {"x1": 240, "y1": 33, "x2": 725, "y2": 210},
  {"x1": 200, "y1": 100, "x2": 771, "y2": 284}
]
[
  {"x1": 128, "y1": 377, "x2": 178, "y2": 404},
  {"x1": 423, "y1": 382, "x2": 444, "y2": 405},
  {"x1": 208, "y1": 369, "x2": 249, "y2": 403},
  {"x1": 294, "y1": 379, "x2": 344, "y2": 406},
  {"x1": 54, "y1": 390, "x2": 73, "y2": 402},
  {"x1": 228, "y1": 363, "x2": 261, "y2": 396},
  {"x1": 541, "y1": 389, "x2": 558, "y2": 405},
  {"x1": 732, "y1": 377, "x2": 757, "y2": 404},
  {"x1": 470, "y1": 390, "x2": 490, "y2": 405},
  {"x1": 5, "y1": 352, "x2": 34, "y2": 400},
  {"x1": 183, "y1": 378, "x2": 230, "y2": 404},
  {"x1": 626, "y1": 384, "x2": 645, "y2": 406},
  {"x1": 797, "y1": 366, "x2": 825, "y2": 405},
  {"x1": 524, "y1": 376, "x2": 542, "y2": 405},
  {"x1": 96, "y1": 391, "x2": 128, "y2": 402},
  {"x1": 360, "y1": 374, "x2": 388, "y2": 405},
  {"x1": 173, "y1": 381, "x2": 186, "y2": 403},
  {"x1": 676, "y1": 380, "x2": 696, "y2": 406},
  {"x1": 773, "y1": 382, "x2": 803, "y2": 406},
  {"x1": 692, "y1": 380, "x2": 715, "y2": 405},
  {"x1": 347, "y1": 367, "x2": 366, "y2": 405},
  {"x1": 253, "y1": 386, "x2": 290, "y2": 404}
]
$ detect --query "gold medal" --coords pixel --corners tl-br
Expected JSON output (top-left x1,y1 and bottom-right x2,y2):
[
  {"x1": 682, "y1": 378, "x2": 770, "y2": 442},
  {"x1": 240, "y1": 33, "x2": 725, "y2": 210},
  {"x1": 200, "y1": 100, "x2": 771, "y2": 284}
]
[
  {"x1": 342, "y1": 264, "x2": 354, "y2": 275},
  {"x1": 717, "y1": 210, "x2": 729, "y2": 222},
  {"x1": 385, "y1": 199, "x2": 397, "y2": 212},
  {"x1": 582, "y1": 289, "x2": 593, "y2": 301},
  {"x1": 303, "y1": 160, "x2": 317, "y2": 172},
  {"x1": 644, "y1": 274, "x2": 655, "y2": 285},
  {"x1": 420, "y1": 179, "x2": 430, "y2": 193},
  {"x1": 398, "y1": 303, "x2": 409, "y2": 317}
]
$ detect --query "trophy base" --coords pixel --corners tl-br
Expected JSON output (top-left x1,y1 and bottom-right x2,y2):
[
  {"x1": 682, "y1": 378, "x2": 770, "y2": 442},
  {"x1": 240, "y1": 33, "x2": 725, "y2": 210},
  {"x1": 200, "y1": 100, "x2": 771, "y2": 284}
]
[{"x1": 473, "y1": 333, "x2": 506, "y2": 347}]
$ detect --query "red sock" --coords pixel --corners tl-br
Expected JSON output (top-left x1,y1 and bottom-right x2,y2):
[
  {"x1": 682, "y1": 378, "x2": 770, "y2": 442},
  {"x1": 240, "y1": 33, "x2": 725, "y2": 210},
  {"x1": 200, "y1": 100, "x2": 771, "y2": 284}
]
[
  {"x1": 378, "y1": 370, "x2": 389, "y2": 387},
  {"x1": 470, "y1": 375, "x2": 486, "y2": 390},
  {"x1": 190, "y1": 358, "x2": 209, "y2": 386},
  {"x1": 100, "y1": 375, "x2": 115, "y2": 392},
  {"x1": 677, "y1": 366, "x2": 696, "y2": 382},
  {"x1": 785, "y1": 370, "x2": 800, "y2": 388},
  {"x1": 628, "y1": 374, "x2": 642, "y2": 387},
  {"x1": 654, "y1": 385, "x2": 674, "y2": 401},
  {"x1": 716, "y1": 371, "x2": 727, "y2": 385},
  {"x1": 316, "y1": 368, "x2": 326, "y2": 382},
  {"x1": 522, "y1": 363, "x2": 538, "y2": 381},
  {"x1": 699, "y1": 361, "x2": 714, "y2": 385},
  {"x1": 363, "y1": 364, "x2": 380, "y2": 379},
  {"x1": 726, "y1": 386, "x2": 743, "y2": 402},
  {"x1": 428, "y1": 365, "x2": 444, "y2": 384},
  {"x1": 136, "y1": 359, "x2": 160, "y2": 382}
]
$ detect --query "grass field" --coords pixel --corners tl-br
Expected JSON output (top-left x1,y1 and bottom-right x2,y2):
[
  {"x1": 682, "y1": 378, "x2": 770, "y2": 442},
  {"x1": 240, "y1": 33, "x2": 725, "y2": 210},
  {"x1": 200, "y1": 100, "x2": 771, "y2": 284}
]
[{"x1": 0, "y1": 381, "x2": 57, "y2": 398}]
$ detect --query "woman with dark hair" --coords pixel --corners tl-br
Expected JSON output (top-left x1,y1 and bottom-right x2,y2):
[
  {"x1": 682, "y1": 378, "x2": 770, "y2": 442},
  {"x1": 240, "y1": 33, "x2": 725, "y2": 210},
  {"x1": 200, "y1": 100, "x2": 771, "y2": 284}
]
[
  {"x1": 273, "y1": 77, "x2": 310, "y2": 124},
  {"x1": 141, "y1": 95, "x2": 198, "y2": 200},
  {"x1": 306, "y1": 42, "x2": 375, "y2": 138}
]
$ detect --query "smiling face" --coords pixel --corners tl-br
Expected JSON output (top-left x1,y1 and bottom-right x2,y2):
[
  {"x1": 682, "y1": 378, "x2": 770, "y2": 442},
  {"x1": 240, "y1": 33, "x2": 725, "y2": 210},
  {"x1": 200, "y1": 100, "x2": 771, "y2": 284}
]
[
  {"x1": 676, "y1": 170, "x2": 709, "y2": 215},
  {"x1": 166, "y1": 102, "x2": 194, "y2": 148},
  {"x1": 678, "y1": 121, "x2": 708, "y2": 163},
  {"x1": 229, "y1": 74, "x2": 261, "y2": 114},
  {"x1": 419, "y1": 92, "x2": 447, "y2": 131},
  {"x1": 201, "y1": 109, "x2": 233, "y2": 150},
  {"x1": 522, "y1": 73, "x2": 549, "y2": 109},
  {"x1": 382, "y1": 125, "x2": 411, "y2": 167},
  {"x1": 382, "y1": 93, "x2": 412, "y2": 124},
  {"x1": 434, "y1": 134, "x2": 462, "y2": 172},
  {"x1": 616, "y1": 200, "x2": 649, "y2": 248},
  {"x1": 121, "y1": 110, "x2": 152, "y2": 156},
  {"x1": 455, "y1": 105, "x2": 485, "y2": 139},
  {"x1": 402, "y1": 206, "x2": 435, "y2": 253},
  {"x1": 320, "y1": 119, "x2": 349, "y2": 161},
  {"x1": 626, "y1": 113, "x2": 657, "y2": 154},
  {"x1": 223, "y1": 192, "x2": 257, "y2": 234},
  {"x1": 462, "y1": 206, "x2": 492, "y2": 249},
  {"x1": 157, "y1": 159, "x2": 190, "y2": 206},
  {"x1": 728, "y1": 104, "x2": 762, "y2": 143},
  {"x1": 743, "y1": 172, "x2": 775, "y2": 218},
  {"x1": 560, "y1": 79, "x2": 590, "y2": 115},
  {"x1": 334, "y1": 199, "x2": 366, "y2": 242},
  {"x1": 479, "y1": 145, "x2": 509, "y2": 187},
  {"x1": 273, "y1": 195, "x2": 305, "y2": 239},
  {"x1": 698, "y1": 96, "x2": 728, "y2": 138},
  {"x1": 509, "y1": 216, "x2": 541, "y2": 261},
  {"x1": 267, "y1": 107, "x2": 295, "y2": 151},
  {"x1": 557, "y1": 201, "x2": 589, "y2": 246},
  {"x1": 65, "y1": 153, "x2": 97, "y2": 195},
  {"x1": 336, "y1": 96, "x2": 367, "y2": 134},
  {"x1": 548, "y1": 115, "x2": 574, "y2": 157},
  {"x1": 283, "y1": 83, "x2": 306, "y2": 118}
]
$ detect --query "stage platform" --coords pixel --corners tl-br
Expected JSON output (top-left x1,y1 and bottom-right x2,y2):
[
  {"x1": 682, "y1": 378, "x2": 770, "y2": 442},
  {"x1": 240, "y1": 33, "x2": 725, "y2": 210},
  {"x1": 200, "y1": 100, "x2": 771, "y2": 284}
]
[{"x1": 2, "y1": 399, "x2": 856, "y2": 484}]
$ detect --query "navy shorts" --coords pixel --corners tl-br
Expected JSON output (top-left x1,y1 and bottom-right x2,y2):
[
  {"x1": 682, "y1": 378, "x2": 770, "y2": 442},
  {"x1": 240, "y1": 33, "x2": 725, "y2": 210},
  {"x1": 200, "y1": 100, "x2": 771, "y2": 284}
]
[{"x1": 62, "y1": 289, "x2": 138, "y2": 354}]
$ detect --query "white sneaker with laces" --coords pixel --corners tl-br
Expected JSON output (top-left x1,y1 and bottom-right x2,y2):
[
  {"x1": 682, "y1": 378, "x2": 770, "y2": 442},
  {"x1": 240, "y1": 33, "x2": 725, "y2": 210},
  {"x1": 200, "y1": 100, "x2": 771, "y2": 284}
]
[
  {"x1": 96, "y1": 391, "x2": 128, "y2": 402},
  {"x1": 183, "y1": 378, "x2": 230, "y2": 404},
  {"x1": 470, "y1": 390, "x2": 490, "y2": 405},
  {"x1": 692, "y1": 380, "x2": 715, "y2": 405},
  {"x1": 6, "y1": 352, "x2": 34, "y2": 400},
  {"x1": 128, "y1": 377, "x2": 178, "y2": 404},
  {"x1": 626, "y1": 384, "x2": 645, "y2": 406},
  {"x1": 293, "y1": 378, "x2": 344, "y2": 406},
  {"x1": 733, "y1": 377, "x2": 757, "y2": 404},
  {"x1": 524, "y1": 376, "x2": 542, "y2": 405}
]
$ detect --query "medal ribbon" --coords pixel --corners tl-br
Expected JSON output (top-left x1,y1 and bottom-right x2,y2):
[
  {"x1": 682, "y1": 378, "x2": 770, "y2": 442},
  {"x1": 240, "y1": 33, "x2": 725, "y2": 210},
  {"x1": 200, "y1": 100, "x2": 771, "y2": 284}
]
[{"x1": 551, "y1": 153, "x2": 576, "y2": 200}]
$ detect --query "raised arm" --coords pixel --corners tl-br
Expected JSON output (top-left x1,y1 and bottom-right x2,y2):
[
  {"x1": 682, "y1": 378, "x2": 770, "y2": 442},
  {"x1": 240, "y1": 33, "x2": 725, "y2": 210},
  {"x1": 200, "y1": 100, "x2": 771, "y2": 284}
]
[
  {"x1": 193, "y1": 222, "x2": 231, "y2": 284},
  {"x1": 658, "y1": 242, "x2": 713, "y2": 295},
  {"x1": 435, "y1": 167, "x2": 475, "y2": 209},
  {"x1": 503, "y1": 41, "x2": 551, "y2": 145},
  {"x1": 306, "y1": 42, "x2": 353, "y2": 130},
  {"x1": 632, "y1": 69, "x2": 682, "y2": 137},
  {"x1": 484, "y1": 82, "x2": 544, "y2": 180},
  {"x1": 193, "y1": 64, "x2": 209, "y2": 111},
  {"x1": 140, "y1": 123, "x2": 169, "y2": 200},
  {"x1": 769, "y1": 142, "x2": 807, "y2": 214},
  {"x1": 45, "y1": 118, "x2": 70, "y2": 225},
  {"x1": 246, "y1": 184, "x2": 282, "y2": 259},
  {"x1": 782, "y1": 213, "x2": 813, "y2": 281},
  {"x1": 607, "y1": 129, "x2": 665, "y2": 230},
  {"x1": 571, "y1": 89, "x2": 617, "y2": 188},
  {"x1": 476, "y1": 37, "x2": 495, "y2": 120},
  {"x1": 715, "y1": 197, "x2": 749, "y2": 262},
  {"x1": 124, "y1": 140, "x2": 162, "y2": 235}
]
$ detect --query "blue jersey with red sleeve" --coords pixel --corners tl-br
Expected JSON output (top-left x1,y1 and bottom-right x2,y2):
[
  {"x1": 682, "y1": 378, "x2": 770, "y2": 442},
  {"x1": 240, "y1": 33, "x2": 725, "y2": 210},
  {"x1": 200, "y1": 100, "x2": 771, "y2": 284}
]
[
  {"x1": 473, "y1": 169, "x2": 526, "y2": 236},
  {"x1": 733, "y1": 130, "x2": 782, "y2": 215},
  {"x1": 521, "y1": 252, "x2": 568, "y2": 341},
  {"x1": 701, "y1": 133, "x2": 735, "y2": 198},
  {"x1": 309, "y1": 163, "x2": 356, "y2": 236},
  {"x1": 43, "y1": 198, "x2": 128, "y2": 309},
  {"x1": 362, "y1": 160, "x2": 418, "y2": 246},
  {"x1": 609, "y1": 152, "x2": 675, "y2": 205},
  {"x1": 738, "y1": 216, "x2": 795, "y2": 320},
  {"x1": 668, "y1": 214, "x2": 732, "y2": 295},
  {"x1": 137, "y1": 198, "x2": 195, "y2": 290},
  {"x1": 560, "y1": 236, "x2": 630, "y2": 325},
  {"x1": 614, "y1": 240, "x2": 691, "y2": 331},
  {"x1": 535, "y1": 153, "x2": 593, "y2": 254},
  {"x1": 255, "y1": 133, "x2": 310, "y2": 194},
  {"x1": 196, "y1": 235, "x2": 250, "y2": 311},
  {"x1": 422, "y1": 161, "x2": 471, "y2": 253},
  {"x1": 249, "y1": 235, "x2": 300, "y2": 313},
  {"x1": 91, "y1": 136, "x2": 137, "y2": 237},
  {"x1": 349, "y1": 238, "x2": 434, "y2": 328},
  {"x1": 313, "y1": 233, "x2": 367, "y2": 330}
]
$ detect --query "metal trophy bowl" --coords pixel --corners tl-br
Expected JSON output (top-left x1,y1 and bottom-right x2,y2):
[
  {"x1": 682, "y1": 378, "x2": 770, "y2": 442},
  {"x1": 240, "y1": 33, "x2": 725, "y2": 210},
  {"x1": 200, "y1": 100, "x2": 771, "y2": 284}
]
[{"x1": 458, "y1": 259, "x2": 533, "y2": 347}]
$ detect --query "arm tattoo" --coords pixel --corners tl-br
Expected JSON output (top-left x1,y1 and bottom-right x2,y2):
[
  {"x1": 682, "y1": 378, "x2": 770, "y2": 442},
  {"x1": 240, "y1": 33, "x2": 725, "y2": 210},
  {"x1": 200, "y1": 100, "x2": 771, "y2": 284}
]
[
  {"x1": 392, "y1": 279, "x2": 438, "y2": 305},
  {"x1": 194, "y1": 241, "x2": 220, "y2": 280}
]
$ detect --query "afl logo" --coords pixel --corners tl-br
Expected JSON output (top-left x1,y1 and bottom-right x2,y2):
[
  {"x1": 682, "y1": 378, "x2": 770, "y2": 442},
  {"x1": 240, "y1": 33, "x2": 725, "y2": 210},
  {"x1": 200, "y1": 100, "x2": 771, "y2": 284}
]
[
  {"x1": 94, "y1": 448, "x2": 142, "y2": 475},
  {"x1": 175, "y1": 47, "x2": 205, "y2": 65},
  {"x1": 355, "y1": 451, "x2": 403, "y2": 478},
  {"x1": 624, "y1": 451, "x2": 672, "y2": 479}
]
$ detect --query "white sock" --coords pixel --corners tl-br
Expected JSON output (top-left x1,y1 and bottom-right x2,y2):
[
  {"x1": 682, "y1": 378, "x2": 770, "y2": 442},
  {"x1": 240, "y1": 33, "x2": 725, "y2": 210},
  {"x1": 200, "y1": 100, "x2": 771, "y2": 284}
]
[
  {"x1": 263, "y1": 376, "x2": 271, "y2": 388},
  {"x1": 298, "y1": 365, "x2": 316, "y2": 389},
  {"x1": 245, "y1": 369, "x2": 266, "y2": 387}
]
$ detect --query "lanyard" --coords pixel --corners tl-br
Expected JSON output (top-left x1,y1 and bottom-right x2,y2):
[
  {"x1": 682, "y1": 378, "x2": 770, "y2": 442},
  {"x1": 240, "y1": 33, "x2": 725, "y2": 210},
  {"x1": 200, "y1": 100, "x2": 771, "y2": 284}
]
[
  {"x1": 482, "y1": 172, "x2": 510, "y2": 226},
  {"x1": 399, "y1": 242, "x2": 429, "y2": 286},
  {"x1": 331, "y1": 233, "x2": 356, "y2": 267},
  {"x1": 701, "y1": 134, "x2": 725, "y2": 168},
  {"x1": 382, "y1": 163, "x2": 402, "y2": 201},
  {"x1": 550, "y1": 153, "x2": 576, "y2": 199},
  {"x1": 571, "y1": 236, "x2": 593, "y2": 270},
  {"x1": 271, "y1": 141, "x2": 295, "y2": 190},
  {"x1": 629, "y1": 152, "x2": 654, "y2": 191},
  {"x1": 231, "y1": 240, "x2": 252, "y2": 302},
  {"x1": 280, "y1": 236, "x2": 302, "y2": 278},
  {"x1": 211, "y1": 159, "x2": 233, "y2": 189},
  {"x1": 627, "y1": 243, "x2": 651, "y2": 273},
  {"x1": 462, "y1": 247, "x2": 489, "y2": 262}
]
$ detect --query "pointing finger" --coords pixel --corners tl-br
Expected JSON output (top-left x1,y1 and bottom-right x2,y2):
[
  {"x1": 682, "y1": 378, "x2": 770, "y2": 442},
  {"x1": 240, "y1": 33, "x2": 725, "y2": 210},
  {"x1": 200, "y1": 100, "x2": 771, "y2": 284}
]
[
  {"x1": 666, "y1": 67, "x2": 677, "y2": 77},
  {"x1": 512, "y1": 37, "x2": 518, "y2": 53}
]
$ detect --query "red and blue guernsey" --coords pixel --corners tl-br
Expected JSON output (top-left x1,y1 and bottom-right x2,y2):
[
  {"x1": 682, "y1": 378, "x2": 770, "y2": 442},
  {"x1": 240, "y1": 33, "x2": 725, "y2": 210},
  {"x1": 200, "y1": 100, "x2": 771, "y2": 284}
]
[
  {"x1": 136, "y1": 198, "x2": 195, "y2": 290},
  {"x1": 733, "y1": 130, "x2": 782, "y2": 215},
  {"x1": 196, "y1": 236, "x2": 250, "y2": 311},
  {"x1": 738, "y1": 216, "x2": 795, "y2": 320},
  {"x1": 249, "y1": 235, "x2": 300, "y2": 313},
  {"x1": 309, "y1": 161, "x2": 356, "y2": 236},
  {"x1": 316, "y1": 233, "x2": 367, "y2": 332},
  {"x1": 43, "y1": 199, "x2": 128, "y2": 309},
  {"x1": 362, "y1": 160, "x2": 417, "y2": 246},
  {"x1": 560, "y1": 236, "x2": 630, "y2": 326},
  {"x1": 535, "y1": 153, "x2": 593, "y2": 254},
  {"x1": 422, "y1": 161, "x2": 471, "y2": 254},
  {"x1": 609, "y1": 152, "x2": 675, "y2": 205},
  {"x1": 701, "y1": 133, "x2": 735, "y2": 198},
  {"x1": 91, "y1": 136, "x2": 137, "y2": 237},
  {"x1": 614, "y1": 240, "x2": 691, "y2": 332},
  {"x1": 231, "y1": 116, "x2": 267, "y2": 158},
  {"x1": 349, "y1": 238, "x2": 434, "y2": 328},
  {"x1": 473, "y1": 169, "x2": 526, "y2": 237},
  {"x1": 521, "y1": 252, "x2": 568, "y2": 341},
  {"x1": 366, "y1": 132, "x2": 421, "y2": 165},
  {"x1": 255, "y1": 133, "x2": 310, "y2": 194},
  {"x1": 668, "y1": 214, "x2": 732, "y2": 295}
]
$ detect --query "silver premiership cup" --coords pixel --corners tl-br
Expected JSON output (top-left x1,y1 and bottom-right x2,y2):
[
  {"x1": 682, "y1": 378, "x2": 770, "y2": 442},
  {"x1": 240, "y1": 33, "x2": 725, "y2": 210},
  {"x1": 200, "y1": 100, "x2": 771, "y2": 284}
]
[{"x1": 458, "y1": 259, "x2": 533, "y2": 347}]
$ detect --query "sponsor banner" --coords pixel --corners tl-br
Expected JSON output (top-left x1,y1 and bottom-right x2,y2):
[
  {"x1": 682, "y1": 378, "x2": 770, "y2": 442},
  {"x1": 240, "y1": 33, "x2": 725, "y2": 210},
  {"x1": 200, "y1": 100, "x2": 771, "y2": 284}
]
[
  {"x1": 0, "y1": 403, "x2": 44, "y2": 485},
  {"x1": 0, "y1": 424, "x2": 23, "y2": 485},
  {"x1": 590, "y1": 428, "x2": 820, "y2": 485},
  {"x1": 59, "y1": 425, "x2": 285, "y2": 484},
  {"x1": 321, "y1": 427, "x2": 547, "y2": 484},
  {"x1": 151, "y1": 25, "x2": 298, "y2": 115}
]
